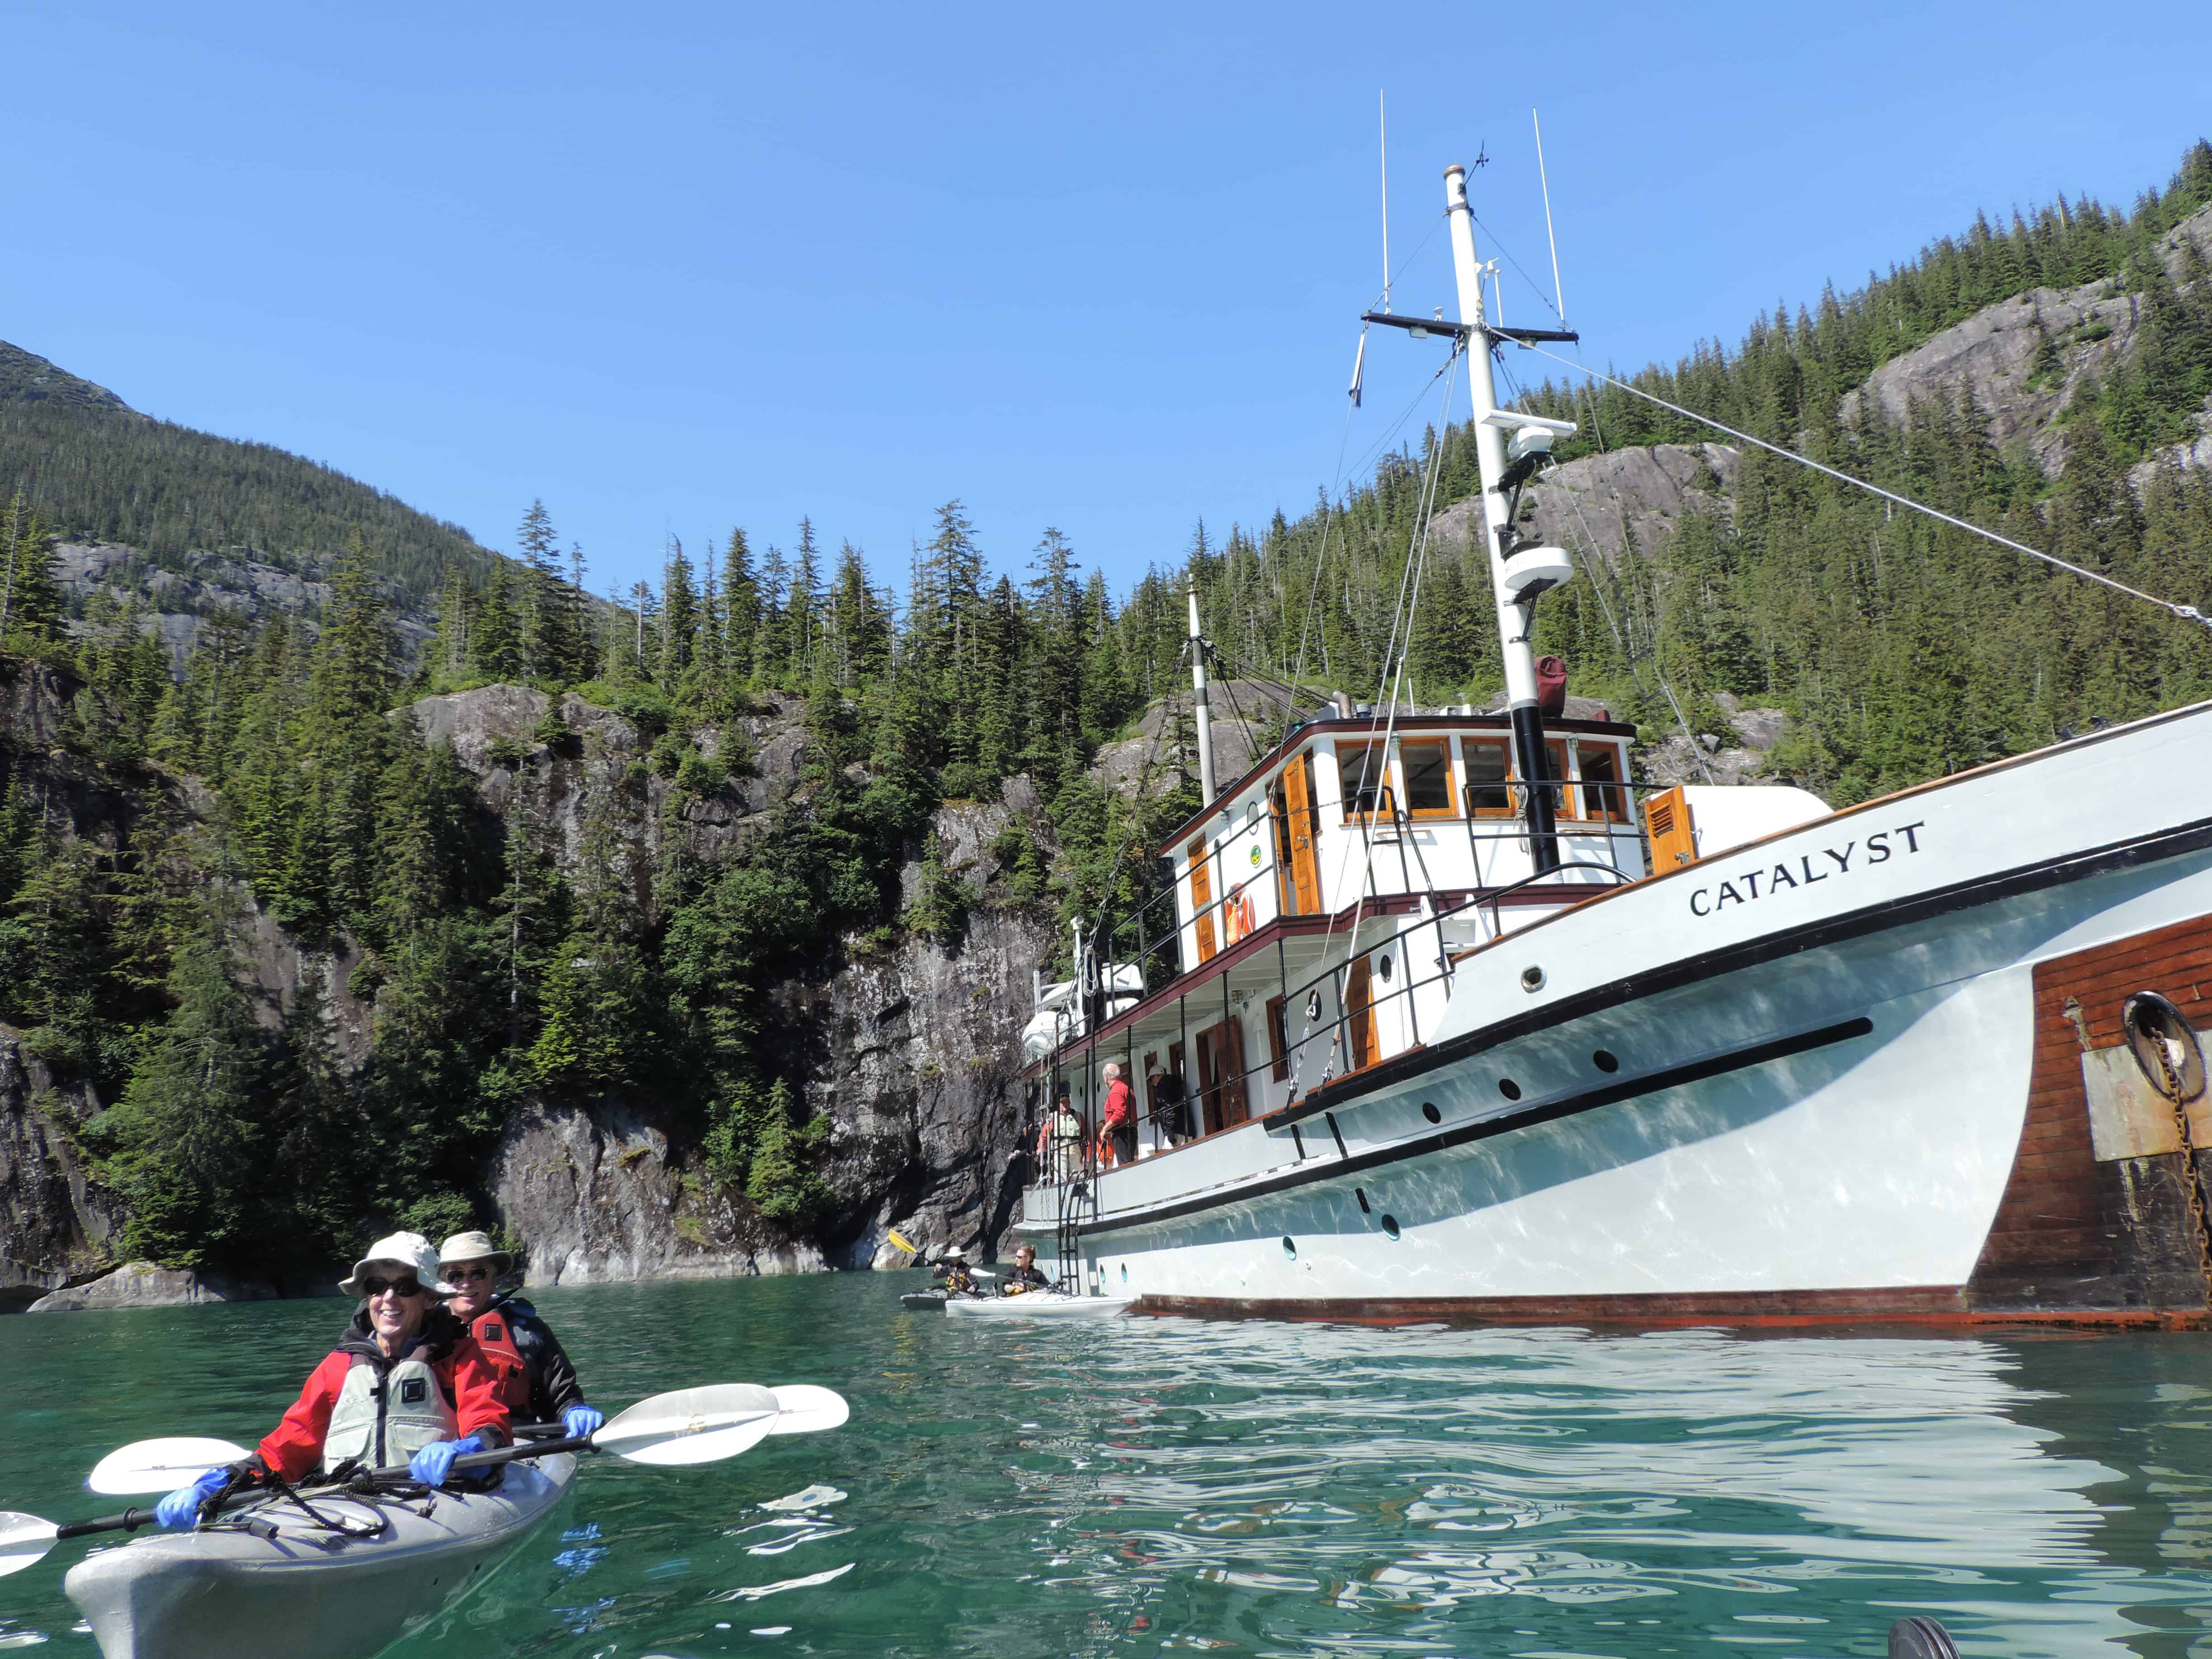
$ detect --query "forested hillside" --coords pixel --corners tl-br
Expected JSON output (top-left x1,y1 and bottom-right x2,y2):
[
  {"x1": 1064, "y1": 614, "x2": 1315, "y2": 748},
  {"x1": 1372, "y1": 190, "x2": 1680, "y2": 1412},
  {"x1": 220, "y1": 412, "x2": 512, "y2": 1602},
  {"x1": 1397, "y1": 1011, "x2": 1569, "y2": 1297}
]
[
  {"x1": 0, "y1": 340, "x2": 504, "y2": 620},
  {"x1": 5, "y1": 145, "x2": 2211, "y2": 1289}
]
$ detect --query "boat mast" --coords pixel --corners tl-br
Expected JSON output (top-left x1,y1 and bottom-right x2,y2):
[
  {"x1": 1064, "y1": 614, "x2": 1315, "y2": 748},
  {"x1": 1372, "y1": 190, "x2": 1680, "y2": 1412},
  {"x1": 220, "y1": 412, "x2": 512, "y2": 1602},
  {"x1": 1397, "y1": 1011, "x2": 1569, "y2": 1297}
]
[
  {"x1": 1189, "y1": 587, "x2": 1218, "y2": 806},
  {"x1": 1443, "y1": 162, "x2": 1561, "y2": 873}
]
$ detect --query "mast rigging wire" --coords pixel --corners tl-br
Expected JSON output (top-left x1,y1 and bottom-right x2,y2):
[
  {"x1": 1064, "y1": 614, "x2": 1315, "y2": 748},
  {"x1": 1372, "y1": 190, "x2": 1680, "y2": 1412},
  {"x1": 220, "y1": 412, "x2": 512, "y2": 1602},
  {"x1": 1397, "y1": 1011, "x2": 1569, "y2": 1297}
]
[
  {"x1": 1518, "y1": 343, "x2": 2212, "y2": 633},
  {"x1": 1290, "y1": 346, "x2": 1463, "y2": 1094}
]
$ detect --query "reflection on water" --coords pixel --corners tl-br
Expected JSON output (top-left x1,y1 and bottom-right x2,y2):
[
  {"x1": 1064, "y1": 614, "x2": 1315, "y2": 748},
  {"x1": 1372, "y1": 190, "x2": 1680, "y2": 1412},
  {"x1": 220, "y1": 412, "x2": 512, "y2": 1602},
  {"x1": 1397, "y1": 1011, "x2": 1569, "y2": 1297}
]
[{"x1": 2, "y1": 1278, "x2": 2211, "y2": 1658}]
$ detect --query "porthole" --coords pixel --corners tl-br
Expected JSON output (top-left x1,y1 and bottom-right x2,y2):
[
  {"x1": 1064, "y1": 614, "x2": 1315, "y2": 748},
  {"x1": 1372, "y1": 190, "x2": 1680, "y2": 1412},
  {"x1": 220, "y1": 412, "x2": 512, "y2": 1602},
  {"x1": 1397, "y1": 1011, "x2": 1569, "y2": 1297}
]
[
  {"x1": 1520, "y1": 965, "x2": 1546, "y2": 993},
  {"x1": 1281, "y1": 1236, "x2": 1297, "y2": 1259},
  {"x1": 1421, "y1": 1102, "x2": 1441, "y2": 1124},
  {"x1": 1498, "y1": 1078, "x2": 1522, "y2": 1101},
  {"x1": 1380, "y1": 1215, "x2": 1401, "y2": 1240},
  {"x1": 1593, "y1": 1050, "x2": 1620, "y2": 1073},
  {"x1": 1120, "y1": 1263, "x2": 1129, "y2": 1283},
  {"x1": 1378, "y1": 953, "x2": 1393, "y2": 983}
]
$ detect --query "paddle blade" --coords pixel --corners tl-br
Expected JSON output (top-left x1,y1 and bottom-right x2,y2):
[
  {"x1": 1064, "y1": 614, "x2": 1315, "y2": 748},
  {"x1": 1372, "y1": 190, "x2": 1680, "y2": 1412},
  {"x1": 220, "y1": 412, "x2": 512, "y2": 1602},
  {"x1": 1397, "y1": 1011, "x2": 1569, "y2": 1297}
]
[
  {"x1": 87, "y1": 1438, "x2": 253, "y2": 1496},
  {"x1": 885, "y1": 1228, "x2": 920, "y2": 1257},
  {"x1": 591, "y1": 1384, "x2": 780, "y2": 1467},
  {"x1": 768, "y1": 1385, "x2": 850, "y2": 1435},
  {"x1": 0, "y1": 1513, "x2": 59, "y2": 1579}
]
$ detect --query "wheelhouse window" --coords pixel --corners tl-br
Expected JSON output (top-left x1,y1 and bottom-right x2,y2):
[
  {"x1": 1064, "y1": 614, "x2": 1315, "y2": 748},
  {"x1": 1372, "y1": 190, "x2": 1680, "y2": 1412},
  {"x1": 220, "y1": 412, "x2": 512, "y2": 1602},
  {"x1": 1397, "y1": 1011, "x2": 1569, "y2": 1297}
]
[
  {"x1": 1577, "y1": 743, "x2": 1628, "y2": 823},
  {"x1": 1463, "y1": 738, "x2": 1512, "y2": 817},
  {"x1": 1400, "y1": 740, "x2": 1455, "y2": 818},
  {"x1": 1338, "y1": 744, "x2": 1392, "y2": 820}
]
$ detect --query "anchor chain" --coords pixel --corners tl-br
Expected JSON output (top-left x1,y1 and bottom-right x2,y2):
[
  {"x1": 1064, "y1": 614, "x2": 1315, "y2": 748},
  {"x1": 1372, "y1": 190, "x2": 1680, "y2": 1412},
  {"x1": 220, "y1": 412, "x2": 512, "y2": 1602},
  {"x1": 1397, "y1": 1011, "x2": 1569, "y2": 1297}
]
[{"x1": 2151, "y1": 1037, "x2": 2212, "y2": 1311}]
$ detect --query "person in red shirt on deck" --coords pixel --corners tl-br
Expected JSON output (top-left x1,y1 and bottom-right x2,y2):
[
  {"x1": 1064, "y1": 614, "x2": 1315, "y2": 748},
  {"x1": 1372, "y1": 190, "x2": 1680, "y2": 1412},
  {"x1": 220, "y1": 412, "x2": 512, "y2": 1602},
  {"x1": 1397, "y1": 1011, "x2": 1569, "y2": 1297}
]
[
  {"x1": 152, "y1": 1231, "x2": 513, "y2": 1529},
  {"x1": 1100, "y1": 1063, "x2": 1136, "y2": 1168}
]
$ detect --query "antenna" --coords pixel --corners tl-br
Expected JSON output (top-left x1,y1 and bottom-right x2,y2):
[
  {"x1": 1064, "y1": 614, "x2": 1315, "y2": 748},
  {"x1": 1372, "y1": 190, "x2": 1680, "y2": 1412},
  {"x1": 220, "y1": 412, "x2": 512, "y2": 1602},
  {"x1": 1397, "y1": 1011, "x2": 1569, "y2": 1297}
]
[
  {"x1": 1378, "y1": 90, "x2": 1391, "y2": 312},
  {"x1": 1533, "y1": 108, "x2": 1565, "y2": 324}
]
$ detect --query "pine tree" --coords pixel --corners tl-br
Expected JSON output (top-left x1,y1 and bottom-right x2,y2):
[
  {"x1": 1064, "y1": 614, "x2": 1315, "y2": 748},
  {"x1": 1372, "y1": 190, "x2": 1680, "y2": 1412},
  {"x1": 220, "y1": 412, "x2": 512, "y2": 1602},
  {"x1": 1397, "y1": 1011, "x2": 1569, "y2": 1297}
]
[
  {"x1": 89, "y1": 896, "x2": 269, "y2": 1269},
  {"x1": 722, "y1": 528, "x2": 760, "y2": 683}
]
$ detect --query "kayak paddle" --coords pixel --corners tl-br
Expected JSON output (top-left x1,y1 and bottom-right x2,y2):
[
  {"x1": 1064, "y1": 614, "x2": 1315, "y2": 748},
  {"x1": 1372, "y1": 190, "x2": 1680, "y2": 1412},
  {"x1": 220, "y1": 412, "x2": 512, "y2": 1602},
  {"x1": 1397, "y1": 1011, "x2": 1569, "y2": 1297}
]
[
  {"x1": 378, "y1": 1381, "x2": 849, "y2": 1476},
  {"x1": 86, "y1": 1438, "x2": 255, "y2": 1497}
]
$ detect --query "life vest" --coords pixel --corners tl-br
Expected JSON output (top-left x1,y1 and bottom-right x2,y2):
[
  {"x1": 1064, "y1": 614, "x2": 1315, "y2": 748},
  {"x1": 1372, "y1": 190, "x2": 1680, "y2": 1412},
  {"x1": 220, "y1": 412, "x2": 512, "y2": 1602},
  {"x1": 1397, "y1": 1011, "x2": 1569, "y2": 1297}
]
[
  {"x1": 321, "y1": 1354, "x2": 458, "y2": 1472},
  {"x1": 469, "y1": 1306, "x2": 532, "y2": 1415}
]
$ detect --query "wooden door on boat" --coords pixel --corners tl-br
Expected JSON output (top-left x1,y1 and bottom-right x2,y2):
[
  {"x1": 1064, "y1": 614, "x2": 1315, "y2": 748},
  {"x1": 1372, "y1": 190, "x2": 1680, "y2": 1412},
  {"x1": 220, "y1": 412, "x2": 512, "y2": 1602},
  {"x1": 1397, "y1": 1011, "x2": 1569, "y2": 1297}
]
[
  {"x1": 1195, "y1": 1018, "x2": 1251, "y2": 1134},
  {"x1": 1344, "y1": 958, "x2": 1376, "y2": 1070},
  {"x1": 1187, "y1": 836, "x2": 1218, "y2": 963},
  {"x1": 1272, "y1": 751, "x2": 1321, "y2": 916}
]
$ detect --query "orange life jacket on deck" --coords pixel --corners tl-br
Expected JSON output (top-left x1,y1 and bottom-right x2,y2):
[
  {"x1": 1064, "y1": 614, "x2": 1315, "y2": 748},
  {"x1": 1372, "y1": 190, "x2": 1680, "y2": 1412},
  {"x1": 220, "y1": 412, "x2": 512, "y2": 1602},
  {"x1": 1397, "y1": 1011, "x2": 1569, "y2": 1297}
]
[{"x1": 469, "y1": 1306, "x2": 530, "y2": 1415}]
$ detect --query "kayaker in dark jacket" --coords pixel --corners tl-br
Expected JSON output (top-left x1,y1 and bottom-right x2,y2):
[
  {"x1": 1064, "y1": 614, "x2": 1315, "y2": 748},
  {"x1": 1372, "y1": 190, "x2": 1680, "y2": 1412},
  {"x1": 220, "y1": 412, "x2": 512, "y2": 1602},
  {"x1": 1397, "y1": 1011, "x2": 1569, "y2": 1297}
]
[
  {"x1": 439, "y1": 1230, "x2": 603, "y2": 1438},
  {"x1": 933, "y1": 1247, "x2": 982, "y2": 1297},
  {"x1": 154, "y1": 1231, "x2": 511, "y2": 1528},
  {"x1": 1001, "y1": 1242, "x2": 1051, "y2": 1294}
]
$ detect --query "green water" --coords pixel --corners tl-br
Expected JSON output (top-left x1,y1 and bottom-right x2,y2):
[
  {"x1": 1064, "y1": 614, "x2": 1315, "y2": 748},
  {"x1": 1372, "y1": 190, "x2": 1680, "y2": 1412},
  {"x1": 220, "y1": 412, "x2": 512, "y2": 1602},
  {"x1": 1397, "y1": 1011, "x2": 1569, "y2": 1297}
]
[{"x1": 4, "y1": 1279, "x2": 2212, "y2": 1659}]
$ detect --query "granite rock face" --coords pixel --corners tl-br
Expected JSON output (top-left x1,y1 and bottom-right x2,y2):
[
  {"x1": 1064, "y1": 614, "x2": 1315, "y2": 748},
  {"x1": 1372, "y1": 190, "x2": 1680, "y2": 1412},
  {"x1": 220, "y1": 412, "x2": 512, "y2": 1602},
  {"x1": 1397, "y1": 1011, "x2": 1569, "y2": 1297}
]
[
  {"x1": 1840, "y1": 201, "x2": 2212, "y2": 480},
  {"x1": 54, "y1": 540, "x2": 433, "y2": 670},
  {"x1": 1432, "y1": 442, "x2": 1741, "y2": 573},
  {"x1": 26, "y1": 1259, "x2": 279, "y2": 1312},
  {"x1": 0, "y1": 1033, "x2": 121, "y2": 1312}
]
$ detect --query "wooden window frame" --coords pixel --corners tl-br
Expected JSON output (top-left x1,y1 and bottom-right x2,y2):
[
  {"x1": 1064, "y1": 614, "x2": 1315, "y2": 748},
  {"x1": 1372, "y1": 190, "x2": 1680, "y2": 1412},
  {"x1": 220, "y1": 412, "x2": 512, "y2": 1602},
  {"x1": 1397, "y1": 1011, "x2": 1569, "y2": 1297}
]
[
  {"x1": 1460, "y1": 736, "x2": 1515, "y2": 820},
  {"x1": 1265, "y1": 994, "x2": 1289, "y2": 1082},
  {"x1": 1575, "y1": 741, "x2": 1630, "y2": 825},
  {"x1": 1398, "y1": 738, "x2": 1458, "y2": 820},
  {"x1": 1336, "y1": 742, "x2": 1395, "y2": 823}
]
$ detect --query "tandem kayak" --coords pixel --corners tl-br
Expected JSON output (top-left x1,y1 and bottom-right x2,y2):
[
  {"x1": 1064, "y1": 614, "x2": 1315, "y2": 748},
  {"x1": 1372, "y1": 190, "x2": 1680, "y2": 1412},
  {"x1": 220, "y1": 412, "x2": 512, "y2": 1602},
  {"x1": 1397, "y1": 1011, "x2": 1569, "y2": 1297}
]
[
  {"x1": 942, "y1": 1293, "x2": 1133, "y2": 1320},
  {"x1": 64, "y1": 1455, "x2": 575, "y2": 1659}
]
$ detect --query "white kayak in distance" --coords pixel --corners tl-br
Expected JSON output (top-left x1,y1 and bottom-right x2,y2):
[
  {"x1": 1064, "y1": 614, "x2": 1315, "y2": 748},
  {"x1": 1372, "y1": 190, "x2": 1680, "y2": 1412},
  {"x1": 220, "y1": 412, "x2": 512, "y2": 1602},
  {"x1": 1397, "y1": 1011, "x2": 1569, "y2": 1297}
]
[
  {"x1": 63, "y1": 1455, "x2": 575, "y2": 1659},
  {"x1": 942, "y1": 1291, "x2": 1133, "y2": 1320}
]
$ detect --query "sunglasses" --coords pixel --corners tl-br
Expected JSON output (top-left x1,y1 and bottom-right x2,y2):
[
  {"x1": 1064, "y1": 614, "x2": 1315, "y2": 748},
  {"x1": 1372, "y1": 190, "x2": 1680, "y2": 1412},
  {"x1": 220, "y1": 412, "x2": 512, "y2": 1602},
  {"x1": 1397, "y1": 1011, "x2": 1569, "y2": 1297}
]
[
  {"x1": 447, "y1": 1265, "x2": 494, "y2": 1282},
  {"x1": 362, "y1": 1275, "x2": 426, "y2": 1299}
]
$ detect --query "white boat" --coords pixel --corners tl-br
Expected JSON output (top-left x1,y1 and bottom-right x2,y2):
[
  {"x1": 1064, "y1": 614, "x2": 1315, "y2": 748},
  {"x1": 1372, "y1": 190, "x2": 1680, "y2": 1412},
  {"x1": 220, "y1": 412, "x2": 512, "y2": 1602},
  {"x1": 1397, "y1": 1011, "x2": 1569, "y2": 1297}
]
[
  {"x1": 942, "y1": 1292, "x2": 1133, "y2": 1321},
  {"x1": 1012, "y1": 160, "x2": 2212, "y2": 1330},
  {"x1": 64, "y1": 1456, "x2": 575, "y2": 1659}
]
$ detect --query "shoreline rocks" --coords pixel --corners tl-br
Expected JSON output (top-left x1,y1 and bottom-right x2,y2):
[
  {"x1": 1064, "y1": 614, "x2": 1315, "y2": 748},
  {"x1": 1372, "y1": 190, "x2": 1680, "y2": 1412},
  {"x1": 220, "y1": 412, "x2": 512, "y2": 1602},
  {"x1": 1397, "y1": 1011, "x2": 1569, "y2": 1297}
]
[{"x1": 26, "y1": 1259, "x2": 281, "y2": 1313}]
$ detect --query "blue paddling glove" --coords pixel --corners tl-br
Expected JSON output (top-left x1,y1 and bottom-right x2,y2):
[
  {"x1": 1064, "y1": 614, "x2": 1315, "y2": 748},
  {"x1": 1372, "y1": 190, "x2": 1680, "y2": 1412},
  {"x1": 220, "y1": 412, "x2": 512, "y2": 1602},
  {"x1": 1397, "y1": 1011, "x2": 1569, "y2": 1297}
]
[
  {"x1": 561, "y1": 1404, "x2": 605, "y2": 1439},
  {"x1": 155, "y1": 1468, "x2": 227, "y2": 1529},
  {"x1": 408, "y1": 1436, "x2": 484, "y2": 1488}
]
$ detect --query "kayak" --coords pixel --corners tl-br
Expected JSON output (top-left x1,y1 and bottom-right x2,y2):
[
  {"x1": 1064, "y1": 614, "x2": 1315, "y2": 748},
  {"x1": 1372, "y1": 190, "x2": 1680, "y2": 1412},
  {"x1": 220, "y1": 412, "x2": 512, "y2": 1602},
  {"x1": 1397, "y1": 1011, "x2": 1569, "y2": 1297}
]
[
  {"x1": 899, "y1": 1290, "x2": 947, "y2": 1311},
  {"x1": 64, "y1": 1455, "x2": 575, "y2": 1659},
  {"x1": 942, "y1": 1292, "x2": 1133, "y2": 1320}
]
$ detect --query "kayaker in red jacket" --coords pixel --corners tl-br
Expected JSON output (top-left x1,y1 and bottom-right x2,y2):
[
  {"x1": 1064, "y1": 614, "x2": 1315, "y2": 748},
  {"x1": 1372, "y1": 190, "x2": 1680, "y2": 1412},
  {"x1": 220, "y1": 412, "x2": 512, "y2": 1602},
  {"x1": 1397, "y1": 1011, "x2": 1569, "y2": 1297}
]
[{"x1": 154, "y1": 1231, "x2": 512, "y2": 1528}]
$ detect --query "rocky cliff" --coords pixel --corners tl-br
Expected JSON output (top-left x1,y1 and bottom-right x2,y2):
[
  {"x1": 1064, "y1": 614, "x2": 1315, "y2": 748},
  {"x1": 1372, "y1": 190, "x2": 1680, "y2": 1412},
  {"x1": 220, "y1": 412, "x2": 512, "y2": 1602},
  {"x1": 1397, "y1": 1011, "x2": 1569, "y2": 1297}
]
[{"x1": 393, "y1": 684, "x2": 1061, "y2": 1284}]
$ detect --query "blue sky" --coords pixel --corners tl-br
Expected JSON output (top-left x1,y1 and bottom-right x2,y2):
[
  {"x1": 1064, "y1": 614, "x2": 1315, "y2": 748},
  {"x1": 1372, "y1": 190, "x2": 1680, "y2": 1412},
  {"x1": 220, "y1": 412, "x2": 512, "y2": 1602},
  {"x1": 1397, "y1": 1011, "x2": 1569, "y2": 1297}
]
[{"x1": 5, "y1": 3, "x2": 2209, "y2": 603}]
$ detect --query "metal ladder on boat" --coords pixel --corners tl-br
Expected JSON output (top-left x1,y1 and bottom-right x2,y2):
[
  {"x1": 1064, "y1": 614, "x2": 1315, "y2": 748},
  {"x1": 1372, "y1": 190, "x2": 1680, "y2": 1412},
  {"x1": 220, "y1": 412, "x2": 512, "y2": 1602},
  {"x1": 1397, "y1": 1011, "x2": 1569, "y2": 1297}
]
[{"x1": 1052, "y1": 1124, "x2": 1098, "y2": 1295}]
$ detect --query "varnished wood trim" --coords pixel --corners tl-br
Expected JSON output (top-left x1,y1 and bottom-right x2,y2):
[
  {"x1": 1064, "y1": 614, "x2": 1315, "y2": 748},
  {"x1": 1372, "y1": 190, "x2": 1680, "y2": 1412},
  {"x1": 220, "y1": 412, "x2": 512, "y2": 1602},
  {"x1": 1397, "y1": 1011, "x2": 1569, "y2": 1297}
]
[{"x1": 1134, "y1": 1287, "x2": 2212, "y2": 1331}]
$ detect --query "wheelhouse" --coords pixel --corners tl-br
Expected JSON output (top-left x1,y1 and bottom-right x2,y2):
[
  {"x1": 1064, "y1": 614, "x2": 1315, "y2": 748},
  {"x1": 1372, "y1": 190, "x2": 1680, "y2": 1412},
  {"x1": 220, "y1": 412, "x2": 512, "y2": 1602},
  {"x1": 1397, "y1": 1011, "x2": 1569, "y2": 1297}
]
[{"x1": 1023, "y1": 706, "x2": 1644, "y2": 1167}]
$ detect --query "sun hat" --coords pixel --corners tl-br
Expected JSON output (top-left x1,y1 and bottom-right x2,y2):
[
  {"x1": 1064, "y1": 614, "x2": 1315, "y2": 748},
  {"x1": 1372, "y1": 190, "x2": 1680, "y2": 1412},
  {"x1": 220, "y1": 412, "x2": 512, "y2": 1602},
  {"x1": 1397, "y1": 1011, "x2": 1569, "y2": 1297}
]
[
  {"x1": 937, "y1": 1246, "x2": 968, "y2": 1261},
  {"x1": 437, "y1": 1229, "x2": 515, "y2": 1275},
  {"x1": 338, "y1": 1231, "x2": 455, "y2": 1298}
]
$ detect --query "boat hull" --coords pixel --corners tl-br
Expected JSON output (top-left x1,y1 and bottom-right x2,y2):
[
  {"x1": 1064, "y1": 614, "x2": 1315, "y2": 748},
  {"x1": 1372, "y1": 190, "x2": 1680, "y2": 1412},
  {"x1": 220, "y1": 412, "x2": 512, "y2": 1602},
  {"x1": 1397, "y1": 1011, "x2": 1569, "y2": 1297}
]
[
  {"x1": 1019, "y1": 706, "x2": 2212, "y2": 1327},
  {"x1": 64, "y1": 1457, "x2": 575, "y2": 1659}
]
